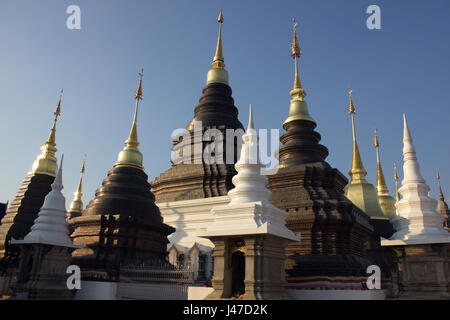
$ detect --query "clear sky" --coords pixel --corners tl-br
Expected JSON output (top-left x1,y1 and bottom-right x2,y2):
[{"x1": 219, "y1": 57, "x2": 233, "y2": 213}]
[{"x1": 0, "y1": 0, "x2": 449, "y2": 207}]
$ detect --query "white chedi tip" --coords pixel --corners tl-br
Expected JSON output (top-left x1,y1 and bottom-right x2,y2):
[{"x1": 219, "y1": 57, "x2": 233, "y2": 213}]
[
  {"x1": 13, "y1": 154, "x2": 81, "y2": 248},
  {"x1": 229, "y1": 104, "x2": 271, "y2": 204},
  {"x1": 203, "y1": 104, "x2": 299, "y2": 241},
  {"x1": 388, "y1": 115, "x2": 450, "y2": 243}
]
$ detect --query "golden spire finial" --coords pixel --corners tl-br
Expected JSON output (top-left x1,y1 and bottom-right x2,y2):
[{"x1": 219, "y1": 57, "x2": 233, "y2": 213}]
[
  {"x1": 348, "y1": 87, "x2": 355, "y2": 114},
  {"x1": 31, "y1": 90, "x2": 63, "y2": 177},
  {"x1": 347, "y1": 87, "x2": 366, "y2": 182},
  {"x1": 437, "y1": 168, "x2": 444, "y2": 200},
  {"x1": 212, "y1": 10, "x2": 225, "y2": 69},
  {"x1": 69, "y1": 155, "x2": 86, "y2": 218},
  {"x1": 290, "y1": 18, "x2": 306, "y2": 100},
  {"x1": 373, "y1": 126, "x2": 389, "y2": 197},
  {"x1": 291, "y1": 18, "x2": 300, "y2": 58},
  {"x1": 135, "y1": 68, "x2": 143, "y2": 100},
  {"x1": 114, "y1": 69, "x2": 144, "y2": 169},
  {"x1": 374, "y1": 126, "x2": 379, "y2": 148},
  {"x1": 394, "y1": 162, "x2": 400, "y2": 201}
]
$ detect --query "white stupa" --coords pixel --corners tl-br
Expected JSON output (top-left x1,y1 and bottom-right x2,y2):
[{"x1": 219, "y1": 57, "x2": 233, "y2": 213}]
[
  {"x1": 383, "y1": 115, "x2": 450, "y2": 245},
  {"x1": 202, "y1": 105, "x2": 299, "y2": 242},
  {"x1": 12, "y1": 155, "x2": 81, "y2": 248}
]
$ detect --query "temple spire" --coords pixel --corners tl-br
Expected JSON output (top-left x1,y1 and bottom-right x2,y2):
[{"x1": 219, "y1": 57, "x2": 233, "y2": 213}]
[
  {"x1": 114, "y1": 69, "x2": 144, "y2": 170},
  {"x1": 374, "y1": 126, "x2": 396, "y2": 219},
  {"x1": 437, "y1": 169, "x2": 450, "y2": 230},
  {"x1": 344, "y1": 88, "x2": 385, "y2": 219},
  {"x1": 374, "y1": 126, "x2": 388, "y2": 192},
  {"x1": 290, "y1": 18, "x2": 306, "y2": 100},
  {"x1": 68, "y1": 155, "x2": 86, "y2": 218},
  {"x1": 206, "y1": 11, "x2": 229, "y2": 85},
  {"x1": 283, "y1": 18, "x2": 314, "y2": 126},
  {"x1": 31, "y1": 89, "x2": 63, "y2": 177},
  {"x1": 348, "y1": 88, "x2": 367, "y2": 182},
  {"x1": 437, "y1": 169, "x2": 444, "y2": 200},
  {"x1": 212, "y1": 10, "x2": 225, "y2": 69},
  {"x1": 387, "y1": 114, "x2": 449, "y2": 241}
]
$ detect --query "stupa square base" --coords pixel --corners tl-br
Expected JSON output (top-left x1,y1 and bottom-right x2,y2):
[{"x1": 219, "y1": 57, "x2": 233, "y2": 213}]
[
  {"x1": 205, "y1": 235, "x2": 291, "y2": 300},
  {"x1": 387, "y1": 242, "x2": 450, "y2": 299}
]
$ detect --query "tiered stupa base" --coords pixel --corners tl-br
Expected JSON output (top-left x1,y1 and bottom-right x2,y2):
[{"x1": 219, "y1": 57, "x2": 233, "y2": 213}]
[{"x1": 268, "y1": 162, "x2": 374, "y2": 289}]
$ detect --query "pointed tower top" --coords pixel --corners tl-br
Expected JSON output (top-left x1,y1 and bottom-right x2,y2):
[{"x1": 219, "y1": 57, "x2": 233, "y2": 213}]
[
  {"x1": 387, "y1": 114, "x2": 450, "y2": 242},
  {"x1": 212, "y1": 10, "x2": 225, "y2": 69},
  {"x1": 347, "y1": 88, "x2": 366, "y2": 180},
  {"x1": 135, "y1": 68, "x2": 144, "y2": 100},
  {"x1": 374, "y1": 126, "x2": 379, "y2": 148},
  {"x1": 206, "y1": 11, "x2": 229, "y2": 85},
  {"x1": 290, "y1": 18, "x2": 306, "y2": 99},
  {"x1": 114, "y1": 70, "x2": 144, "y2": 170},
  {"x1": 283, "y1": 18, "x2": 314, "y2": 126},
  {"x1": 403, "y1": 114, "x2": 413, "y2": 145},
  {"x1": 69, "y1": 155, "x2": 86, "y2": 218},
  {"x1": 247, "y1": 104, "x2": 254, "y2": 131},
  {"x1": 374, "y1": 126, "x2": 396, "y2": 219},
  {"x1": 437, "y1": 168, "x2": 444, "y2": 200},
  {"x1": 31, "y1": 90, "x2": 62, "y2": 177}
]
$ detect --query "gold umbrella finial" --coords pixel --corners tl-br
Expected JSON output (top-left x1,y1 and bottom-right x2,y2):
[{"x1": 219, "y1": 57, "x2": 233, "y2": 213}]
[
  {"x1": 135, "y1": 68, "x2": 144, "y2": 100},
  {"x1": 291, "y1": 18, "x2": 300, "y2": 58},
  {"x1": 290, "y1": 18, "x2": 305, "y2": 99},
  {"x1": 114, "y1": 69, "x2": 144, "y2": 170},
  {"x1": 348, "y1": 87, "x2": 355, "y2": 115},
  {"x1": 374, "y1": 126, "x2": 379, "y2": 148},
  {"x1": 31, "y1": 90, "x2": 63, "y2": 176},
  {"x1": 212, "y1": 10, "x2": 225, "y2": 69},
  {"x1": 54, "y1": 89, "x2": 63, "y2": 122},
  {"x1": 347, "y1": 87, "x2": 366, "y2": 181},
  {"x1": 68, "y1": 154, "x2": 87, "y2": 217}
]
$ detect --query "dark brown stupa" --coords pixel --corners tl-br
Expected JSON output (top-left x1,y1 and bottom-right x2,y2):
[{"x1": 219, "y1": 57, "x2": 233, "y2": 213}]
[
  {"x1": 151, "y1": 12, "x2": 244, "y2": 202},
  {"x1": 267, "y1": 20, "x2": 373, "y2": 284},
  {"x1": 70, "y1": 71, "x2": 174, "y2": 276},
  {"x1": 0, "y1": 92, "x2": 62, "y2": 262}
]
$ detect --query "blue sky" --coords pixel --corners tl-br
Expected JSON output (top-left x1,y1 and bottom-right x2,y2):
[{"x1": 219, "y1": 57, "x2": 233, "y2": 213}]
[{"x1": 0, "y1": 0, "x2": 449, "y2": 207}]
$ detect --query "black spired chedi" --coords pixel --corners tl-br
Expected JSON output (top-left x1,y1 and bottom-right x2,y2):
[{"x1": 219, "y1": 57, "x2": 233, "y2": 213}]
[
  {"x1": 152, "y1": 11, "x2": 244, "y2": 202},
  {"x1": 0, "y1": 91, "x2": 63, "y2": 262},
  {"x1": 267, "y1": 19, "x2": 373, "y2": 286},
  {"x1": 70, "y1": 70, "x2": 174, "y2": 276}
]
